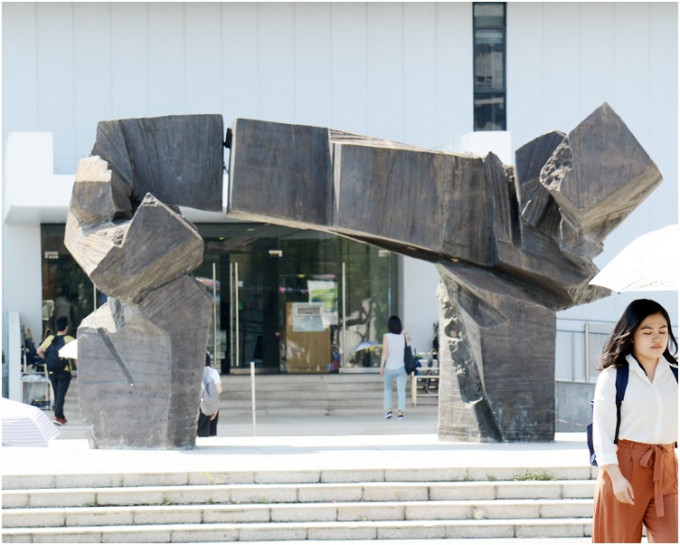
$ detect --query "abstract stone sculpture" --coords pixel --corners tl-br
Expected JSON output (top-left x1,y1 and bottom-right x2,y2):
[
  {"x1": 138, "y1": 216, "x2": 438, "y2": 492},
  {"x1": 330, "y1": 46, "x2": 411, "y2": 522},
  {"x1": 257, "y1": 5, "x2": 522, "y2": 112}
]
[
  {"x1": 227, "y1": 103, "x2": 662, "y2": 441},
  {"x1": 65, "y1": 115, "x2": 223, "y2": 449}
]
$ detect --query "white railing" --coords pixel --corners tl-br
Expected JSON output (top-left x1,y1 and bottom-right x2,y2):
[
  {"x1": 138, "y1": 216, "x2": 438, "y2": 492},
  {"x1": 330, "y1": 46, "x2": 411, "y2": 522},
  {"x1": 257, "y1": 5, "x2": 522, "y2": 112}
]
[
  {"x1": 555, "y1": 319, "x2": 614, "y2": 384},
  {"x1": 556, "y1": 319, "x2": 680, "y2": 383}
]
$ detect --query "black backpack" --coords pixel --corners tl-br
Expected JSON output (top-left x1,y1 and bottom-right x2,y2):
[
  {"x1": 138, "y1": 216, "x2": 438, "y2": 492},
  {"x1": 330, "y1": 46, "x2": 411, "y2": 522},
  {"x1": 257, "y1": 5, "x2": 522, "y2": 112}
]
[
  {"x1": 587, "y1": 361, "x2": 678, "y2": 466},
  {"x1": 45, "y1": 335, "x2": 68, "y2": 373}
]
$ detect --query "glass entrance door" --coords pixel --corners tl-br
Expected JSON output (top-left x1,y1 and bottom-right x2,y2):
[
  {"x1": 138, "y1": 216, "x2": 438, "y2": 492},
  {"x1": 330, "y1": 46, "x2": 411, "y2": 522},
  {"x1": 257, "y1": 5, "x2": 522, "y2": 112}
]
[
  {"x1": 227, "y1": 250, "x2": 280, "y2": 372},
  {"x1": 198, "y1": 223, "x2": 399, "y2": 374}
]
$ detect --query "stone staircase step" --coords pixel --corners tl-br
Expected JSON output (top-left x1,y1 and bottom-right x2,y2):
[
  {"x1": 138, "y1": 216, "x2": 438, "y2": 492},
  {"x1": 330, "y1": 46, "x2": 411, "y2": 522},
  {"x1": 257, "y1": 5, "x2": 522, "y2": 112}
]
[
  {"x1": 1, "y1": 465, "x2": 595, "y2": 491},
  {"x1": 2, "y1": 480, "x2": 596, "y2": 509},
  {"x1": 1, "y1": 518, "x2": 592, "y2": 542},
  {"x1": 2, "y1": 498, "x2": 594, "y2": 528}
]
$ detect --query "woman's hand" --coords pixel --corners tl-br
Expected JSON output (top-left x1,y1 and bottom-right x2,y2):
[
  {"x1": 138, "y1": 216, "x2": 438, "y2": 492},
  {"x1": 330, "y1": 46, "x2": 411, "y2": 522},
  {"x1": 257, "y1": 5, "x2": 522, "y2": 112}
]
[
  {"x1": 603, "y1": 465, "x2": 635, "y2": 505},
  {"x1": 380, "y1": 366, "x2": 385, "y2": 376}
]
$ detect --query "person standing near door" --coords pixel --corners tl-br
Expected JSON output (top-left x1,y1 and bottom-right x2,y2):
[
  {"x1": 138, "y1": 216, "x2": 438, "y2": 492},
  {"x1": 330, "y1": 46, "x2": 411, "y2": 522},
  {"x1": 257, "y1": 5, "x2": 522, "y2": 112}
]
[
  {"x1": 37, "y1": 316, "x2": 75, "y2": 426},
  {"x1": 591, "y1": 299, "x2": 678, "y2": 543}
]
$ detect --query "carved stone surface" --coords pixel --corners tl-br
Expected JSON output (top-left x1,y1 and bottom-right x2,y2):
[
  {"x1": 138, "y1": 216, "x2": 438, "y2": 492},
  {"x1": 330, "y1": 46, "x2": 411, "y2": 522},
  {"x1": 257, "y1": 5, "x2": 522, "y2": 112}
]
[
  {"x1": 227, "y1": 103, "x2": 662, "y2": 441},
  {"x1": 91, "y1": 115, "x2": 224, "y2": 212},
  {"x1": 65, "y1": 114, "x2": 223, "y2": 449}
]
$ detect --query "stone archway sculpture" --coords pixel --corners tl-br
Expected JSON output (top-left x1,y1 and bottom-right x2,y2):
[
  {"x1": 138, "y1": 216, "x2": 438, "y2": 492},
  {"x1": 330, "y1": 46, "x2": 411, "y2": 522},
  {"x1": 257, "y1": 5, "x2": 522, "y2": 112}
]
[
  {"x1": 226, "y1": 103, "x2": 661, "y2": 442},
  {"x1": 66, "y1": 103, "x2": 661, "y2": 448}
]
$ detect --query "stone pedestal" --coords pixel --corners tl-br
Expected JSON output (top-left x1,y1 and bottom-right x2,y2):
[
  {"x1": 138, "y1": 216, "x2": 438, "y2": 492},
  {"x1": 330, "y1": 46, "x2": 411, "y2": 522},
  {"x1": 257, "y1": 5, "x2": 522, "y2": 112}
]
[{"x1": 65, "y1": 115, "x2": 224, "y2": 449}]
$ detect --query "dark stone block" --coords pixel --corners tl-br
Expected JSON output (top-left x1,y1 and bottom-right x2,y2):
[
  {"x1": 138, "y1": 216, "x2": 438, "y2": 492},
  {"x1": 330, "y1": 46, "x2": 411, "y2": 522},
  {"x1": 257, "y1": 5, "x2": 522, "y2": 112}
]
[
  {"x1": 228, "y1": 119, "x2": 332, "y2": 226},
  {"x1": 92, "y1": 115, "x2": 224, "y2": 212},
  {"x1": 332, "y1": 144, "x2": 450, "y2": 253},
  {"x1": 542, "y1": 103, "x2": 662, "y2": 244},
  {"x1": 515, "y1": 130, "x2": 565, "y2": 239},
  {"x1": 67, "y1": 193, "x2": 204, "y2": 304},
  {"x1": 137, "y1": 276, "x2": 214, "y2": 447},
  {"x1": 93, "y1": 194, "x2": 204, "y2": 303},
  {"x1": 78, "y1": 277, "x2": 212, "y2": 449}
]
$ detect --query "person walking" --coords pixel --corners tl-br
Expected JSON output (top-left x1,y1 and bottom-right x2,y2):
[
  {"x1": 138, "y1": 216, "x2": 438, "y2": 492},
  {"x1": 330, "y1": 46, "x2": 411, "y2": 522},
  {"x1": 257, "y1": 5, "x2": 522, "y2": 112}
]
[
  {"x1": 592, "y1": 299, "x2": 678, "y2": 543},
  {"x1": 380, "y1": 315, "x2": 410, "y2": 420},
  {"x1": 37, "y1": 316, "x2": 75, "y2": 426}
]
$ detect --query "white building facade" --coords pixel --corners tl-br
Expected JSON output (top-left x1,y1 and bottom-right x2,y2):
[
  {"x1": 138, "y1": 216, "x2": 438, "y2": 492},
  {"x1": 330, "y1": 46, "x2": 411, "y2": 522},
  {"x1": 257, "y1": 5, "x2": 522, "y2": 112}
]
[{"x1": 3, "y1": 3, "x2": 678, "y2": 422}]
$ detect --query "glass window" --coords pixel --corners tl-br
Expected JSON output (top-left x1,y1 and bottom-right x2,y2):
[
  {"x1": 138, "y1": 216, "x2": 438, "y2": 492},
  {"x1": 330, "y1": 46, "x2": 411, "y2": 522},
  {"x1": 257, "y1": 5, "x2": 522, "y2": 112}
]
[
  {"x1": 473, "y1": 3, "x2": 505, "y2": 27},
  {"x1": 473, "y1": 2, "x2": 506, "y2": 131}
]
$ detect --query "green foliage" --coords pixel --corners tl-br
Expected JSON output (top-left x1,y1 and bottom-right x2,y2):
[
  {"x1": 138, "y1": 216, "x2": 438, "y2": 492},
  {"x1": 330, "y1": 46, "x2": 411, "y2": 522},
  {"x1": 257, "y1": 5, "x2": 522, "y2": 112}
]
[{"x1": 512, "y1": 470, "x2": 554, "y2": 481}]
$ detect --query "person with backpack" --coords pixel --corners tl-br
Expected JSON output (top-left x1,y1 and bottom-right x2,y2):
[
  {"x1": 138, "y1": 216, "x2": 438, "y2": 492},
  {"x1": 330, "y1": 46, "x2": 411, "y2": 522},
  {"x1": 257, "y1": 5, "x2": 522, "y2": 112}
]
[
  {"x1": 37, "y1": 316, "x2": 75, "y2": 426},
  {"x1": 197, "y1": 352, "x2": 222, "y2": 437},
  {"x1": 591, "y1": 299, "x2": 678, "y2": 543}
]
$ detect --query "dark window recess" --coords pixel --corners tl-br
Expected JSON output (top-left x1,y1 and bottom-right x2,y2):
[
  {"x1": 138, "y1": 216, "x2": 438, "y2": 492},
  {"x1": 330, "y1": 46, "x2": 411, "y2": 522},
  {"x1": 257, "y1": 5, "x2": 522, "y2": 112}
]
[{"x1": 473, "y1": 3, "x2": 506, "y2": 131}]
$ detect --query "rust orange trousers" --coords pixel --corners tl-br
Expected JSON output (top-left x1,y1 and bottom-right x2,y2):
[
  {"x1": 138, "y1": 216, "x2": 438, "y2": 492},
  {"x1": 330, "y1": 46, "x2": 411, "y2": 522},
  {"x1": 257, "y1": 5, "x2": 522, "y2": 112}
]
[{"x1": 593, "y1": 439, "x2": 678, "y2": 543}]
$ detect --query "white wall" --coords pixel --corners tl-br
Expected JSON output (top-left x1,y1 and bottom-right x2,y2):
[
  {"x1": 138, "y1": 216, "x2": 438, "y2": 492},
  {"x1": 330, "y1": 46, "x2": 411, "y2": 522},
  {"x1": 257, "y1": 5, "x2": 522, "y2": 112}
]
[
  {"x1": 2, "y1": 133, "x2": 74, "y2": 399},
  {"x1": 2, "y1": 2, "x2": 474, "y2": 175},
  {"x1": 2, "y1": 225, "x2": 43, "y2": 399},
  {"x1": 507, "y1": 2, "x2": 678, "y2": 324},
  {"x1": 402, "y1": 258, "x2": 440, "y2": 356}
]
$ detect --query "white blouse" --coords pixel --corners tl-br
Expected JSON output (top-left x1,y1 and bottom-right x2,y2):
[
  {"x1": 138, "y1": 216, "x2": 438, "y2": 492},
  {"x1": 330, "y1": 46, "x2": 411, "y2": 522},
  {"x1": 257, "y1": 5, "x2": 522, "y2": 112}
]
[{"x1": 592, "y1": 354, "x2": 678, "y2": 467}]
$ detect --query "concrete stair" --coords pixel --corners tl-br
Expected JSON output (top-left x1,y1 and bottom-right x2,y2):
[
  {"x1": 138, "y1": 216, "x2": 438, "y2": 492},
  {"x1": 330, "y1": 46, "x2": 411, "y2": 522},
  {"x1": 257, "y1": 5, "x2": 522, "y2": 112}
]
[
  {"x1": 2, "y1": 468, "x2": 594, "y2": 542},
  {"x1": 224, "y1": 373, "x2": 438, "y2": 416},
  {"x1": 63, "y1": 373, "x2": 437, "y2": 420}
]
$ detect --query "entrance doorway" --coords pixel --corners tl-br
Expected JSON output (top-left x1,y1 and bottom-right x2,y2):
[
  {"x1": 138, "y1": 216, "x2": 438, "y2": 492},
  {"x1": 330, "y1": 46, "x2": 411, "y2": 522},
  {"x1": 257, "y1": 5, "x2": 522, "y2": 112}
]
[{"x1": 197, "y1": 223, "x2": 399, "y2": 375}]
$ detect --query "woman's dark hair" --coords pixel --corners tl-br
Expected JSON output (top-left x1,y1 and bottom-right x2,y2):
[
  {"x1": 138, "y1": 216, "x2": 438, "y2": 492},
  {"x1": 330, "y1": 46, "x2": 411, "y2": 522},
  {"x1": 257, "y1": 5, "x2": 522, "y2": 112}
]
[
  {"x1": 387, "y1": 315, "x2": 403, "y2": 335},
  {"x1": 599, "y1": 299, "x2": 678, "y2": 370}
]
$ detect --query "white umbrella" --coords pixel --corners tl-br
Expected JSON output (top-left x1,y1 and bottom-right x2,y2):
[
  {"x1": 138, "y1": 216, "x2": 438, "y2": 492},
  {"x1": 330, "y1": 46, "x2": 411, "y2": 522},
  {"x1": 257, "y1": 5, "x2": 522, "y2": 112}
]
[
  {"x1": 589, "y1": 224, "x2": 679, "y2": 292},
  {"x1": 352, "y1": 341, "x2": 380, "y2": 353},
  {"x1": 59, "y1": 339, "x2": 78, "y2": 359},
  {"x1": 1, "y1": 398, "x2": 60, "y2": 447}
]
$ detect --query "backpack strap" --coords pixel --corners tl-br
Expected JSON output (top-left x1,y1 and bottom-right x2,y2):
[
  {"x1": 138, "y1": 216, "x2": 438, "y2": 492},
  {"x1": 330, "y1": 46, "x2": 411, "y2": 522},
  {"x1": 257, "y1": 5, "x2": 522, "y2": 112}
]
[
  {"x1": 613, "y1": 362, "x2": 677, "y2": 446},
  {"x1": 613, "y1": 363, "x2": 629, "y2": 445}
]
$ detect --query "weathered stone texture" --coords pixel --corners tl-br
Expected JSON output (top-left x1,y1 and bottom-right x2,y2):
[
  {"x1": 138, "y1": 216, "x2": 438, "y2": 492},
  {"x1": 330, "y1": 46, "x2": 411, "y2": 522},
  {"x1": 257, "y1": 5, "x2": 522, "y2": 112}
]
[
  {"x1": 92, "y1": 115, "x2": 224, "y2": 212},
  {"x1": 228, "y1": 119, "x2": 332, "y2": 227},
  {"x1": 227, "y1": 103, "x2": 661, "y2": 442},
  {"x1": 66, "y1": 114, "x2": 223, "y2": 449},
  {"x1": 70, "y1": 155, "x2": 132, "y2": 226},
  {"x1": 78, "y1": 277, "x2": 213, "y2": 449}
]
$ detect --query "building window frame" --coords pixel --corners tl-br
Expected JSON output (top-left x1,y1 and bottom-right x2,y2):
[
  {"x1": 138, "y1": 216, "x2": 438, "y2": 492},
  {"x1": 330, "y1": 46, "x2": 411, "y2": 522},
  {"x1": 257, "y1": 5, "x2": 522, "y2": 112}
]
[{"x1": 473, "y1": 2, "x2": 507, "y2": 131}]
